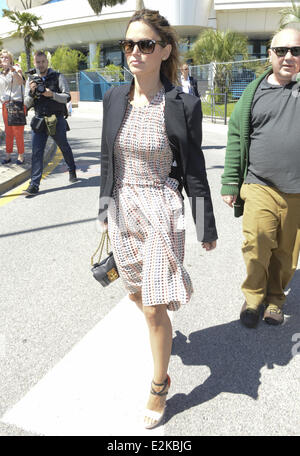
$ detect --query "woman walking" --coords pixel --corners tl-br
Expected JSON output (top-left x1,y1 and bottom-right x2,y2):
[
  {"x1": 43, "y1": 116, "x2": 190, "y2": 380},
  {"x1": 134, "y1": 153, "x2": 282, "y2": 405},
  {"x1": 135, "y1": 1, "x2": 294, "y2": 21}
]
[
  {"x1": 0, "y1": 50, "x2": 26, "y2": 165},
  {"x1": 99, "y1": 9, "x2": 217, "y2": 429}
]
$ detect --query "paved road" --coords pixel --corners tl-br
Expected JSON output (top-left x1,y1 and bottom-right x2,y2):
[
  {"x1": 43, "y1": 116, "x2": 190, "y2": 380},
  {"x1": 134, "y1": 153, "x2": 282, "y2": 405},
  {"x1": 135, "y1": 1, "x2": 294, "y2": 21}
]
[{"x1": 0, "y1": 108, "x2": 299, "y2": 437}]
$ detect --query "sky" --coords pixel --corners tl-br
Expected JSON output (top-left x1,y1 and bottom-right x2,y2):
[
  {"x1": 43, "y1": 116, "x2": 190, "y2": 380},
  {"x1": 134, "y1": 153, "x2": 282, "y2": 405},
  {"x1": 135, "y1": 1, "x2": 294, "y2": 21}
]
[{"x1": 0, "y1": 0, "x2": 7, "y2": 16}]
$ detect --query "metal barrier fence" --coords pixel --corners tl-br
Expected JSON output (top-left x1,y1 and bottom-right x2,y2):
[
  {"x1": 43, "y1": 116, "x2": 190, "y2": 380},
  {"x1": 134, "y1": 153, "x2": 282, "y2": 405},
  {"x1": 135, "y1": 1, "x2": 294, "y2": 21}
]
[
  {"x1": 80, "y1": 77, "x2": 128, "y2": 101},
  {"x1": 64, "y1": 73, "x2": 79, "y2": 92},
  {"x1": 190, "y1": 58, "x2": 269, "y2": 102},
  {"x1": 64, "y1": 67, "x2": 132, "y2": 101},
  {"x1": 201, "y1": 92, "x2": 229, "y2": 125},
  {"x1": 79, "y1": 71, "x2": 110, "y2": 101},
  {"x1": 65, "y1": 58, "x2": 269, "y2": 120},
  {"x1": 189, "y1": 58, "x2": 269, "y2": 123}
]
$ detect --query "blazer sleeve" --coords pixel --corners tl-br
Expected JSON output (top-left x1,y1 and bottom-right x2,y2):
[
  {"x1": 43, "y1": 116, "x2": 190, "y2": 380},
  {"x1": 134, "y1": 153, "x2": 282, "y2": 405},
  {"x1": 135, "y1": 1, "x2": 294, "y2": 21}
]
[
  {"x1": 98, "y1": 88, "x2": 113, "y2": 221},
  {"x1": 183, "y1": 96, "x2": 218, "y2": 243},
  {"x1": 190, "y1": 77, "x2": 200, "y2": 98}
]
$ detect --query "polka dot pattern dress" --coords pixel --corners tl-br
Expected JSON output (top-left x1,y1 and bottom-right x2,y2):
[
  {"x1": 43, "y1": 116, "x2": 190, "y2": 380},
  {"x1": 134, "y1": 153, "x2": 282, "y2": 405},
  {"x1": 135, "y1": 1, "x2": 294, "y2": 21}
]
[{"x1": 108, "y1": 88, "x2": 193, "y2": 310}]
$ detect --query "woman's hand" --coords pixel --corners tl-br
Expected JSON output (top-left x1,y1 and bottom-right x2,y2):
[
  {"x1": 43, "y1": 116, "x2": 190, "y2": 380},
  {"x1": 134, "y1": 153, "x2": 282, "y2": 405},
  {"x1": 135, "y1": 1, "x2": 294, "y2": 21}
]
[
  {"x1": 11, "y1": 65, "x2": 24, "y2": 85},
  {"x1": 96, "y1": 218, "x2": 108, "y2": 233},
  {"x1": 202, "y1": 240, "x2": 217, "y2": 251}
]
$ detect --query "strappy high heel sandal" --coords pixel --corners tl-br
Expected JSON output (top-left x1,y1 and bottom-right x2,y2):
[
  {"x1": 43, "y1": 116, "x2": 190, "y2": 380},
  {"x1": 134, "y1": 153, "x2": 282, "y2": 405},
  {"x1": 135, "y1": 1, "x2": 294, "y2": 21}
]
[{"x1": 144, "y1": 374, "x2": 171, "y2": 429}]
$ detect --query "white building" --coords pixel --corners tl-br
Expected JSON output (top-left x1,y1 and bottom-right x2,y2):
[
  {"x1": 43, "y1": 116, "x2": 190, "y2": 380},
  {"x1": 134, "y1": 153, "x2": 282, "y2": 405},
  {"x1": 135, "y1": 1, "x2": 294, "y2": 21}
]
[{"x1": 0, "y1": 0, "x2": 295, "y2": 66}]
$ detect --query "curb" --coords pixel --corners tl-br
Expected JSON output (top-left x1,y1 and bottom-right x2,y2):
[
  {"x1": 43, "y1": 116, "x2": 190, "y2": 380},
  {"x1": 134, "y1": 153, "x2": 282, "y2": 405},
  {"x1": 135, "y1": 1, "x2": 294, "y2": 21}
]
[{"x1": 0, "y1": 137, "x2": 57, "y2": 196}]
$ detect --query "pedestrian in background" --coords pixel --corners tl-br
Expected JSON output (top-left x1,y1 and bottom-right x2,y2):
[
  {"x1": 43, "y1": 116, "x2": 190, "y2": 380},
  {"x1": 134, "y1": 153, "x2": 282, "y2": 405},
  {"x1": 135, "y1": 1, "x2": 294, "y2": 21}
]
[
  {"x1": 0, "y1": 50, "x2": 26, "y2": 165},
  {"x1": 180, "y1": 62, "x2": 200, "y2": 97},
  {"x1": 99, "y1": 8, "x2": 217, "y2": 429},
  {"x1": 221, "y1": 27, "x2": 300, "y2": 328}
]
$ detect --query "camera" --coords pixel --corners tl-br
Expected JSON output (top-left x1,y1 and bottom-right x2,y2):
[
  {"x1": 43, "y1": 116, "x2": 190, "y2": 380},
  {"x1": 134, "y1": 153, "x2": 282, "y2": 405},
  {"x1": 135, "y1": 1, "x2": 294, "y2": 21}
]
[
  {"x1": 25, "y1": 68, "x2": 37, "y2": 75},
  {"x1": 32, "y1": 76, "x2": 46, "y2": 95},
  {"x1": 26, "y1": 68, "x2": 46, "y2": 95}
]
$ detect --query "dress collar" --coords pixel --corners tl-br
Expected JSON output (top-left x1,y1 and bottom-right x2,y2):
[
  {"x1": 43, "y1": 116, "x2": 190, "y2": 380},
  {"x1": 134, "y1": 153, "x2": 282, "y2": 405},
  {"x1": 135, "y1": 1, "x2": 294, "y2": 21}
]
[{"x1": 122, "y1": 72, "x2": 182, "y2": 100}]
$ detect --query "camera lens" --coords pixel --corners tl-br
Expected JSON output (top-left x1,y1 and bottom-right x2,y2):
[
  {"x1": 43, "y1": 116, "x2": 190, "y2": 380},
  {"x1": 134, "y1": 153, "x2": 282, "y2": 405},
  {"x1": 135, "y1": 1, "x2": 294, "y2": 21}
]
[{"x1": 37, "y1": 84, "x2": 45, "y2": 93}]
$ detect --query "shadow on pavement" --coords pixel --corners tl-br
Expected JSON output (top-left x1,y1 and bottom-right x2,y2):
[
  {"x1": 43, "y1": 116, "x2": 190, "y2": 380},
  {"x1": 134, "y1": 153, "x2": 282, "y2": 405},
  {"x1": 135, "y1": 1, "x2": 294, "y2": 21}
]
[
  {"x1": 165, "y1": 269, "x2": 300, "y2": 423},
  {"x1": 36, "y1": 175, "x2": 100, "y2": 195},
  {"x1": 0, "y1": 216, "x2": 95, "y2": 238}
]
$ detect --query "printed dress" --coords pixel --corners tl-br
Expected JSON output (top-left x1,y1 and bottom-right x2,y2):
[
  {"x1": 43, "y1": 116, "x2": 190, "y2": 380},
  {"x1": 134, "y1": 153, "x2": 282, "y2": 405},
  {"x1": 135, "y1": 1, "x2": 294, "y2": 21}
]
[{"x1": 108, "y1": 88, "x2": 193, "y2": 310}]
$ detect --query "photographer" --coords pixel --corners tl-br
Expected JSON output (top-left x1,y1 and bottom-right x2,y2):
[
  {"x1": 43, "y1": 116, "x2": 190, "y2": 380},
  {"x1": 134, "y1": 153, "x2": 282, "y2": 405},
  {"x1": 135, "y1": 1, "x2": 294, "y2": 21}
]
[{"x1": 24, "y1": 50, "x2": 77, "y2": 196}]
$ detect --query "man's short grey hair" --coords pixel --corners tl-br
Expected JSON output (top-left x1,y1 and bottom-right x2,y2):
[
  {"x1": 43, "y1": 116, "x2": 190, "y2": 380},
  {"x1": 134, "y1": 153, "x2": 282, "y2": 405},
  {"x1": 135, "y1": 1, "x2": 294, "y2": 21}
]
[{"x1": 270, "y1": 25, "x2": 300, "y2": 47}]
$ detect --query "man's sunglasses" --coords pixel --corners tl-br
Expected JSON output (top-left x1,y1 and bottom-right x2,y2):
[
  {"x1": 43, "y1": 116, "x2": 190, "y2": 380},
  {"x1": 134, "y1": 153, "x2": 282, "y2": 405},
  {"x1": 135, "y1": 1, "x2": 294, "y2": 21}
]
[
  {"x1": 119, "y1": 39, "x2": 166, "y2": 54},
  {"x1": 271, "y1": 46, "x2": 300, "y2": 57}
]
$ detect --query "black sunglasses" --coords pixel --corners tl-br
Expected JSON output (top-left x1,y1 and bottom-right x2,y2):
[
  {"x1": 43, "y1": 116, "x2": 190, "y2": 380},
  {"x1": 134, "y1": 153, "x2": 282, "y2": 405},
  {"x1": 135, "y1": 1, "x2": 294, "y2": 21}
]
[
  {"x1": 119, "y1": 39, "x2": 166, "y2": 54},
  {"x1": 271, "y1": 46, "x2": 300, "y2": 57}
]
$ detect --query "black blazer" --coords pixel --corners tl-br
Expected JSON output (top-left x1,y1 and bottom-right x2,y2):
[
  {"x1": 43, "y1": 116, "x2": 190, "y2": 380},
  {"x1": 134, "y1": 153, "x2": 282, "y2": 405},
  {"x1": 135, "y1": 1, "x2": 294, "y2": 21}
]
[
  {"x1": 99, "y1": 75, "x2": 217, "y2": 243},
  {"x1": 189, "y1": 76, "x2": 200, "y2": 98}
]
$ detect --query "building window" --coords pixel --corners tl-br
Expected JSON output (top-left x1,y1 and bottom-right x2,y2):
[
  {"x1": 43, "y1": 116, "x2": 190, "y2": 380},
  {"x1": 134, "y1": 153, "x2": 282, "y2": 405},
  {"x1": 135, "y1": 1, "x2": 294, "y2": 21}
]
[
  {"x1": 248, "y1": 40, "x2": 269, "y2": 58},
  {"x1": 101, "y1": 46, "x2": 124, "y2": 68},
  {"x1": 247, "y1": 44, "x2": 254, "y2": 55},
  {"x1": 260, "y1": 45, "x2": 267, "y2": 56}
]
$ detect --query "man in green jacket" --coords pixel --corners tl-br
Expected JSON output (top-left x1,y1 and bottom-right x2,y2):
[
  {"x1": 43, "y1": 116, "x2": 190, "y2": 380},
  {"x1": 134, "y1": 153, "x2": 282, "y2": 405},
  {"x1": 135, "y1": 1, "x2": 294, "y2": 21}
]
[{"x1": 221, "y1": 27, "x2": 300, "y2": 328}]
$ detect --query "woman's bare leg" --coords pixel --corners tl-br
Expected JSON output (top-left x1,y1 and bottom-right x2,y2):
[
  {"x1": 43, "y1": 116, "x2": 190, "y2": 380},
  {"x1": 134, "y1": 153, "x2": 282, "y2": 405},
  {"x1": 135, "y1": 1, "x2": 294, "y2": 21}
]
[
  {"x1": 129, "y1": 292, "x2": 172, "y2": 426},
  {"x1": 143, "y1": 304, "x2": 172, "y2": 427},
  {"x1": 128, "y1": 290, "x2": 143, "y2": 312}
]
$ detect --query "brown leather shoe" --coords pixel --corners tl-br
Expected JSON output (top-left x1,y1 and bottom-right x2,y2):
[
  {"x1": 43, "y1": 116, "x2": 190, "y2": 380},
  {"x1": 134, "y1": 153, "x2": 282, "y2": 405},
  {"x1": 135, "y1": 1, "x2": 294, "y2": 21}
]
[
  {"x1": 240, "y1": 301, "x2": 261, "y2": 328},
  {"x1": 264, "y1": 305, "x2": 284, "y2": 325}
]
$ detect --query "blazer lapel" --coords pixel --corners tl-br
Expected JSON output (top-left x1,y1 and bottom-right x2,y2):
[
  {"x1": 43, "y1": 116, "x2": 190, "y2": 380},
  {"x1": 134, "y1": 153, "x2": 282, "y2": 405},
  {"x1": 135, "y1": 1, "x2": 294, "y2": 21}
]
[
  {"x1": 163, "y1": 79, "x2": 184, "y2": 144},
  {"x1": 107, "y1": 84, "x2": 130, "y2": 155},
  {"x1": 164, "y1": 87, "x2": 188, "y2": 175}
]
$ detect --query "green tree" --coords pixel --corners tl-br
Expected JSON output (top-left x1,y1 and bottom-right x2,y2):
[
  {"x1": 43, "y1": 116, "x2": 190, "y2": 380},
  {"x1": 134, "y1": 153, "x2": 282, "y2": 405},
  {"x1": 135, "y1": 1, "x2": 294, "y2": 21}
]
[
  {"x1": 3, "y1": 9, "x2": 44, "y2": 71},
  {"x1": 20, "y1": 0, "x2": 33, "y2": 8},
  {"x1": 188, "y1": 29, "x2": 249, "y2": 95},
  {"x1": 88, "y1": 0, "x2": 144, "y2": 14},
  {"x1": 19, "y1": 51, "x2": 34, "y2": 73},
  {"x1": 279, "y1": 0, "x2": 300, "y2": 29},
  {"x1": 189, "y1": 29, "x2": 249, "y2": 65},
  {"x1": 87, "y1": 0, "x2": 127, "y2": 15},
  {"x1": 103, "y1": 63, "x2": 124, "y2": 81},
  {"x1": 51, "y1": 46, "x2": 87, "y2": 74}
]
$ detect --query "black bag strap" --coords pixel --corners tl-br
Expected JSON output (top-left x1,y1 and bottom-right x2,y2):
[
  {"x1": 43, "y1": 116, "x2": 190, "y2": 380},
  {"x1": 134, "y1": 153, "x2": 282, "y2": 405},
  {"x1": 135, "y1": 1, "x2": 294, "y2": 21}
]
[
  {"x1": 8, "y1": 77, "x2": 12, "y2": 103},
  {"x1": 8, "y1": 72, "x2": 24, "y2": 104}
]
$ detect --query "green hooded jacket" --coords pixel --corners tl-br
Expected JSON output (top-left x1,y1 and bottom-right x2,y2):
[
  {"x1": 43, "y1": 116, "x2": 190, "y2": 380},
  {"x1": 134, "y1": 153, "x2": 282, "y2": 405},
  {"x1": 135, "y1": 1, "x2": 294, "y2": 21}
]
[{"x1": 221, "y1": 67, "x2": 272, "y2": 217}]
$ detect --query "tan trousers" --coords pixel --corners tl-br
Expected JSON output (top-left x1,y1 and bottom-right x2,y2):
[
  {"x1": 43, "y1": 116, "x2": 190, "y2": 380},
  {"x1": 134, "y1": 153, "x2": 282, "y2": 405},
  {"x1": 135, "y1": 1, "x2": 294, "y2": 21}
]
[{"x1": 240, "y1": 184, "x2": 300, "y2": 310}]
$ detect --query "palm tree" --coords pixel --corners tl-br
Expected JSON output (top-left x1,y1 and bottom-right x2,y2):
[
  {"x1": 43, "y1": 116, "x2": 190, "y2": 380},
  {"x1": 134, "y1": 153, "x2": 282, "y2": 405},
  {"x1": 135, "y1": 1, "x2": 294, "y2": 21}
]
[
  {"x1": 88, "y1": 0, "x2": 144, "y2": 15},
  {"x1": 88, "y1": 0, "x2": 127, "y2": 15},
  {"x1": 188, "y1": 29, "x2": 249, "y2": 95},
  {"x1": 279, "y1": 0, "x2": 300, "y2": 29},
  {"x1": 20, "y1": 0, "x2": 33, "y2": 8},
  {"x1": 190, "y1": 29, "x2": 249, "y2": 65},
  {"x1": 3, "y1": 9, "x2": 44, "y2": 71}
]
